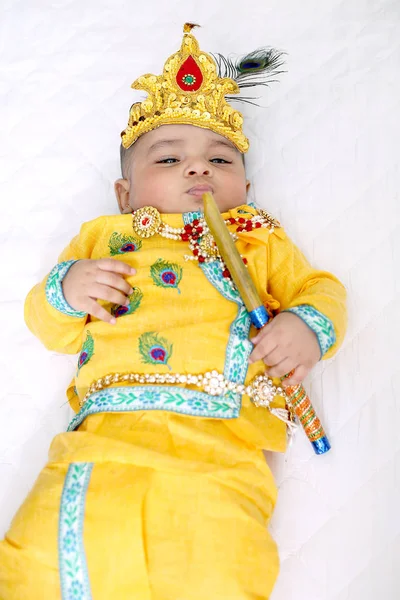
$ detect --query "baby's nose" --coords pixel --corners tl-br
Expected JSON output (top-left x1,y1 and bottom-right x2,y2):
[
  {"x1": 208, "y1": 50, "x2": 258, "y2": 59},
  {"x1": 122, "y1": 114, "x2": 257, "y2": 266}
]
[{"x1": 188, "y1": 167, "x2": 210, "y2": 175}]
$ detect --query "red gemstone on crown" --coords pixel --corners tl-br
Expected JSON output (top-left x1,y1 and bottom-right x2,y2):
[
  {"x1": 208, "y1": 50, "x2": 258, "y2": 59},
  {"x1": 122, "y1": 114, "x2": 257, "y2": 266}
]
[{"x1": 176, "y1": 56, "x2": 203, "y2": 91}]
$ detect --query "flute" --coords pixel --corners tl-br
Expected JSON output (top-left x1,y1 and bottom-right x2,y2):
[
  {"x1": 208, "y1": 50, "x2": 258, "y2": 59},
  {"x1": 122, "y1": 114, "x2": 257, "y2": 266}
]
[{"x1": 202, "y1": 192, "x2": 330, "y2": 455}]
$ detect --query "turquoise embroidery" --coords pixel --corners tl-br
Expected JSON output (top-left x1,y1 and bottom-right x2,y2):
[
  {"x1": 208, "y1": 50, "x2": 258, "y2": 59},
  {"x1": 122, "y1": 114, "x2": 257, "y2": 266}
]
[
  {"x1": 200, "y1": 261, "x2": 252, "y2": 404},
  {"x1": 150, "y1": 259, "x2": 183, "y2": 293},
  {"x1": 182, "y1": 210, "x2": 203, "y2": 223},
  {"x1": 111, "y1": 287, "x2": 143, "y2": 318},
  {"x1": 108, "y1": 232, "x2": 142, "y2": 255},
  {"x1": 68, "y1": 387, "x2": 239, "y2": 430},
  {"x1": 77, "y1": 331, "x2": 94, "y2": 375},
  {"x1": 284, "y1": 305, "x2": 336, "y2": 357},
  {"x1": 45, "y1": 260, "x2": 87, "y2": 318},
  {"x1": 138, "y1": 332, "x2": 173, "y2": 370},
  {"x1": 234, "y1": 202, "x2": 258, "y2": 214},
  {"x1": 225, "y1": 304, "x2": 252, "y2": 383},
  {"x1": 199, "y1": 260, "x2": 241, "y2": 304},
  {"x1": 59, "y1": 463, "x2": 93, "y2": 600}
]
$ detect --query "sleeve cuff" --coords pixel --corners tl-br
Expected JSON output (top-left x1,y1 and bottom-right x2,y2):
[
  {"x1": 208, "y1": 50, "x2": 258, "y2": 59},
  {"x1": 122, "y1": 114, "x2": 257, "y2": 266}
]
[
  {"x1": 45, "y1": 260, "x2": 87, "y2": 318},
  {"x1": 284, "y1": 304, "x2": 336, "y2": 358}
]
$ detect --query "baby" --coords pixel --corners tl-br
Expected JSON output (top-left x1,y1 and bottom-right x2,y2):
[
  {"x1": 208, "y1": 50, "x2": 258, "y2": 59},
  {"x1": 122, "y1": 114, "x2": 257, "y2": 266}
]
[
  {"x1": 0, "y1": 24, "x2": 347, "y2": 600},
  {"x1": 65, "y1": 122, "x2": 323, "y2": 386}
]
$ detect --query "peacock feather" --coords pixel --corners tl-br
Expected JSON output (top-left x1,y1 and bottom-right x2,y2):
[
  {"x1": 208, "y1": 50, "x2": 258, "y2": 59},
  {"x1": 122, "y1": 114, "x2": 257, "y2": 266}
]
[
  {"x1": 150, "y1": 259, "x2": 183, "y2": 294},
  {"x1": 211, "y1": 47, "x2": 287, "y2": 105},
  {"x1": 111, "y1": 287, "x2": 143, "y2": 318},
  {"x1": 138, "y1": 332, "x2": 173, "y2": 370},
  {"x1": 108, "y1": 232, "x2": 142, "y2": 255},
  {"x1": 77, "y1": 331, "x2": 94, "y2": 375}
]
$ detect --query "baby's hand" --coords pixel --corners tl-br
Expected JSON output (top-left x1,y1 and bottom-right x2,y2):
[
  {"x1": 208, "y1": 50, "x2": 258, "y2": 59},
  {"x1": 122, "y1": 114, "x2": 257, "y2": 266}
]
[
  {"x1": 61, "y1": 258, "x2": 136, "y2": 324},
  {"x1": 248, "y1": 311, "x2": 321, "y2": 386}
]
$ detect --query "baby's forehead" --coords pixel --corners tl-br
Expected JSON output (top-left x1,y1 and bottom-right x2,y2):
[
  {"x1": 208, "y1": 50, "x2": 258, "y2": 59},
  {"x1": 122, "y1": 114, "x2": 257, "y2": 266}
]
[{"x1": 135, "y1": 124, "x2": 238, "y2": 152}]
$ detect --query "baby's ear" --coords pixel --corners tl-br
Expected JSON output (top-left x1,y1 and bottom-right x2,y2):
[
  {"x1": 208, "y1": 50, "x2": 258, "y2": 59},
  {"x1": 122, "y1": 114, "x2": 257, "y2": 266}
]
[
  {"x1": 114, "y1": 178, "x2": 130, "y2": 213},
  {"x1": 246, "y1": 180, "x2": 251, "y2": 194}
]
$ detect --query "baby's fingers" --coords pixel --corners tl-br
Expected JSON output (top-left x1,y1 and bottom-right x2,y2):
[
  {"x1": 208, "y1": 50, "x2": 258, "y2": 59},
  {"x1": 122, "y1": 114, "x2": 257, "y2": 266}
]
[
  {"x1": 267, "y1": 358, "x2": 297, "y2": 380},
  {"x1": 89, "y1": 283, "x2": 131, "y2": 309},
  {"x1": 86, "y1": 297, "x2": 118, "y2": 325},
  {"x1": 97, "y1": 258, "x2": 136, "y2": 276},
  {"x1": 248, "y1": 337, "x2": 278, "y2": 364},
  {"x1": 281, "y1": 365, "x2": 310, "y2": 387}
]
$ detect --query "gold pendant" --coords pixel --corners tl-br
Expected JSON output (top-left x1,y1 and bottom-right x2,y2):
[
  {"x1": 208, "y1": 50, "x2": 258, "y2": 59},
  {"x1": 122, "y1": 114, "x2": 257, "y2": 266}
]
[
  {"x1": 198, "y1": 233, "x2": 219, "y2": 259},
  {"x1": 132, "y1": 206, "x2": 162, "y2": 238},
  {"x1": 257, "y1": 208, "x2": 281, "y2": 228}
]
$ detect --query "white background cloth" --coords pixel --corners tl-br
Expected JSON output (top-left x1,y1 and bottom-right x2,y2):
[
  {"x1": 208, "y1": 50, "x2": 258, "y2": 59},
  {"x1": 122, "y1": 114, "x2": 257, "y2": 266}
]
[{"x1": 1, "y1": 1, "x2": 399, "y2": 598}]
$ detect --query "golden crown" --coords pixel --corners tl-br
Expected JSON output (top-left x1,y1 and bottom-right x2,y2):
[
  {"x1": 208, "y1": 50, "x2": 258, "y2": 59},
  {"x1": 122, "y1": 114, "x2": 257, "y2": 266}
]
[{"x1": 121, "y1": 23, "x2": 249, "y2": 152}]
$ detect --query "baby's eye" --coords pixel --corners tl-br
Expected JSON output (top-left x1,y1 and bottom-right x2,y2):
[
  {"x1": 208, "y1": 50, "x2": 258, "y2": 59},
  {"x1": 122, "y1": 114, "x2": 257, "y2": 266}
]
[
  {"x1": 210, "y1": 158, "x2": 231, "y2": 164},
  {"x1": 157, "y1": 158, "x2": 179, "y2": 164}
]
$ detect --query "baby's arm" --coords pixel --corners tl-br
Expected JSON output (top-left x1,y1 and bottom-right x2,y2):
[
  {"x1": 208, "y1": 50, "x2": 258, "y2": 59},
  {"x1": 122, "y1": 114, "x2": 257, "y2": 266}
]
[
  {"x1": 249, "y1": 228, "x2": 347, "y2": 385},
  {"x1": 23, "y1": 219, "x2": 133, "y2": 355}
]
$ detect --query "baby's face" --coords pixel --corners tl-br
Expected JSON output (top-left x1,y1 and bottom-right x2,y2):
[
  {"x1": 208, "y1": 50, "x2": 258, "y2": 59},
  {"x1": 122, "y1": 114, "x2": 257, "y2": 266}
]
[{"x1": 115, "y1": 124, "x2": 249, "y2": 214}]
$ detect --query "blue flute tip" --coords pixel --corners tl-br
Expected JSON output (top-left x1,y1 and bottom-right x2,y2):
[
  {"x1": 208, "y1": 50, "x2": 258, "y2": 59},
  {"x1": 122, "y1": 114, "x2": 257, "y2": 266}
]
[
  {"x1": 249, "y1": 306, "x2": 270, "y2": 329},
  {"x1": 312, "y1": 437, "x2": 331, "y2": 455}
]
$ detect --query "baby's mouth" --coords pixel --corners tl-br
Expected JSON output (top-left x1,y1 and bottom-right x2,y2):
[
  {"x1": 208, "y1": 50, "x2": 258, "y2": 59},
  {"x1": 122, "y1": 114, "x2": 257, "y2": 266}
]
[{"x1": 186, "y1": 185, "x2": 214, "y2": 196}]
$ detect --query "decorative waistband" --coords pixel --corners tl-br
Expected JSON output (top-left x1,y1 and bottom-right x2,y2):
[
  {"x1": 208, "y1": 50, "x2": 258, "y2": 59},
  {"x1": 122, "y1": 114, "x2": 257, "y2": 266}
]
[{"x1": 76, "y1": 370, "x2": 297, "y2": 431}]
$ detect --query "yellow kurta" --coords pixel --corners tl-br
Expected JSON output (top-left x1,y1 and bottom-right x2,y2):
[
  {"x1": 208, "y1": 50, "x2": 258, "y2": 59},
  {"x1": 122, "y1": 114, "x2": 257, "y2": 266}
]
[{"x1": 0, "y1": 204, "x2": 347, "y2": 599}]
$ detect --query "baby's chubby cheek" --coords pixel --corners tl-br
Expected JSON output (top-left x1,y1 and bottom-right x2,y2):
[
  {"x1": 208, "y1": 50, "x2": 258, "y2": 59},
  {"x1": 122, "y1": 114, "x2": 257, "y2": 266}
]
[
  {"x1": 129, "y1": 181, "x2": 161, "y2": 207},
  {"x1": 138, "y1": 175, "x2": 174, "y2": 197}
]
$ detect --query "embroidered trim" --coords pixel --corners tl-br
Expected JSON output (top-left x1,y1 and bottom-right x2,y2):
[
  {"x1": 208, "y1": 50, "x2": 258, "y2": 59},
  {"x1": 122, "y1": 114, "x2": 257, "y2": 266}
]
[
  {"x1": 225, "y1": 303, "x2": 252, "y2": 382},
  {"x1": 284, "y1": 305, "x2": 336, "y2": 357},
  {"x1": 59, "y1": 462, "x2": 93, "y2": 600},
  {"x1": 183, "y1": 210, "x2": 203, "y2": 223},
  {"x1": 200, "y1": 260, "x2": 242, "y2": 305},
  {"x1": 68, "y1": 386, "x2": 239, "y2": 430},
  {"x1": 236, "y1": 201, "x2": 258, "y2": 214},
  {"x1": 45, "y1": 260, "x2": 87, "y2": 318},
  {"x1": 200, "y1": 260, "x2": 252, "y2": 405}
]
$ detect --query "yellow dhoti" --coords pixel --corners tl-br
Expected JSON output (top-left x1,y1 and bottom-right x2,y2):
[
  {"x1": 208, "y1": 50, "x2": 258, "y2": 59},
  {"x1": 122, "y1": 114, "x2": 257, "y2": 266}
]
[{"x1": 0, "y1": 411, "x2": 279, "y2": 599}]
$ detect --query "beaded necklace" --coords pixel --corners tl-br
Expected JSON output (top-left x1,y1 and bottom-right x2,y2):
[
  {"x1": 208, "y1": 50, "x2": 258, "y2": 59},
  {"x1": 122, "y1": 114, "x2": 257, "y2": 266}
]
[{"x1": 131, "y1": 205, "x2": 279, "y2": 282}]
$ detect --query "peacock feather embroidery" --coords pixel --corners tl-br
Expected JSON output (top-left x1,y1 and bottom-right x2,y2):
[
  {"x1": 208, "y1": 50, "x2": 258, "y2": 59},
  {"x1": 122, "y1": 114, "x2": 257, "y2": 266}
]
[
  {"x1": 77, "y1": 331, "x2": 94, "y2": 375},
  {"x1": 150, "y1": 259, "x2": 183, "y2": 294},
  {"x1": 109, "y1": 232, "x2": 142, "y2": 255},
  {"x1": 138, "y1": 332, "x2": 173, "y2": 370},
  {"x1": 111, "y1": 287, "x2": 143, "y2": 318}
]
